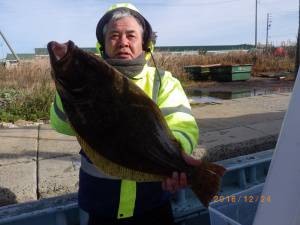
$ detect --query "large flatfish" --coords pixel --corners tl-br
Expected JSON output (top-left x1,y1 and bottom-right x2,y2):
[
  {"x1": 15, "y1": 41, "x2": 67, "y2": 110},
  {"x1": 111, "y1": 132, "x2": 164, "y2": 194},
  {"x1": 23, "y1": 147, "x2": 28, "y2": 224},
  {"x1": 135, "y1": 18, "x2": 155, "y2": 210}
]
[{"x1": 47, "y1": 40, "x2": 226, "y2": 207}]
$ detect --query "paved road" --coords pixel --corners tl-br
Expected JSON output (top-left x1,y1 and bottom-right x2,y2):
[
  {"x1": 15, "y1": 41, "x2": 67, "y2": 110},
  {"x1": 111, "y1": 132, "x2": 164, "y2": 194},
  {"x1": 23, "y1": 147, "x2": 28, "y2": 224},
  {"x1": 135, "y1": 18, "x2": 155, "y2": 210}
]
[{"x1": 0, "y1": 93, "x2": 290, "y2": 206}]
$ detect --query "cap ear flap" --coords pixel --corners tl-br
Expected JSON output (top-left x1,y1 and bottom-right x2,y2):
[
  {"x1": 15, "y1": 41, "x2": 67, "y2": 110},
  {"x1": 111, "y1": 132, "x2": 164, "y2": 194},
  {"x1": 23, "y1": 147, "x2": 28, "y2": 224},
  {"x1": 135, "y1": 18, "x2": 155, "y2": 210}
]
[
  {"x1": 96, "y1": 10, "x2": 114, "y2": 55},
  {"x1": 142, "y1": 19, "x2": 156, "y2": 52},
  {"x1": 144, "y1": 41, "x2": 154, "y2": 53},
  {"x1": 96, "y1": 41, "x2": 104, "y2": 56}
]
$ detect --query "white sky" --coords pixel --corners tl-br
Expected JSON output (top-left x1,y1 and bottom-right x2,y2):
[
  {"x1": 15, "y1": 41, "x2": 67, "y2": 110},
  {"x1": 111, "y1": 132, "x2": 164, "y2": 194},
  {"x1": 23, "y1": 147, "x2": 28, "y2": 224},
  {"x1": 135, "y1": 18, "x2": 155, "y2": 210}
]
[{"x1": 0, "y1": 0, "x2": 298, "y2": 58}]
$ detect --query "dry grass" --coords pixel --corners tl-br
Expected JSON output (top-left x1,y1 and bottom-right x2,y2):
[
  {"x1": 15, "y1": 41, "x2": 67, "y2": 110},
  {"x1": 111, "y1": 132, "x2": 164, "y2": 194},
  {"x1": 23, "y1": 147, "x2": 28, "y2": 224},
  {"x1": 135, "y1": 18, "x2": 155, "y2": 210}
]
[
  {"x1": 152, "y1": 51, "x2": 295, "y2": 81},
  {"x1": 0, "y1": 59, "x2": 53, "y2": 90},
  {"x1": 0, "y1": 50, "x2": 296, "y2": 122},
  {"x1": 0, "y1": 59, "x2": 55, "y2": 122}
]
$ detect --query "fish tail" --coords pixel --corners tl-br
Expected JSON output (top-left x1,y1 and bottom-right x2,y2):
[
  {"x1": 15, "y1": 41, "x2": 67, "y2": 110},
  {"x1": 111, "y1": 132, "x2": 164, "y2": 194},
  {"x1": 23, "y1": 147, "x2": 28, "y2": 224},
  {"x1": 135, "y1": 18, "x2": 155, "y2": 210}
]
[{"x1": 189, "y1": 161, "x2": 226, "y2": 207}]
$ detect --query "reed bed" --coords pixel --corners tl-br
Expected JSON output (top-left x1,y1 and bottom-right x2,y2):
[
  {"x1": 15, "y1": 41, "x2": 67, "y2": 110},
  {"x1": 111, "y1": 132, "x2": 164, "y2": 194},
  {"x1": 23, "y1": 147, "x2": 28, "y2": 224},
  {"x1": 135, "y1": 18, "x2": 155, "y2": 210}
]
[
  {"x1": 152, "y1": 50, "x2": 295, "y2": 81},
  {"x1": 0, "y1": 50, "x2": 295, "y2": 122},
  {"x1": 0, "y1": 59, "x2": 55, "y2": 122}
]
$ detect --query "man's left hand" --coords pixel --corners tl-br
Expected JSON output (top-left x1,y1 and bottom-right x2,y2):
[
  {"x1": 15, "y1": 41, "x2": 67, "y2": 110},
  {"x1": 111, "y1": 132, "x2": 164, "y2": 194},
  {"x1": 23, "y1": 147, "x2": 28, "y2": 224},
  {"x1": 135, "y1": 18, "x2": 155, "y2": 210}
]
[
  {"x1": 161, "y1": 171, "x2": 187, "y2": 193},
  {"x1": 161, "y1": 152, "x2": 201, "y2": 193}
]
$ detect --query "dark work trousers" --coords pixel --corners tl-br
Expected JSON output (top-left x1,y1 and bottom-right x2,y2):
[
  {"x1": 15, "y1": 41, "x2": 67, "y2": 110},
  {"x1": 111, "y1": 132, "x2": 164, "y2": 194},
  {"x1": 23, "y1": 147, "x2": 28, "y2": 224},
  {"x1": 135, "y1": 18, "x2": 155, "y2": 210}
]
[{"x1": 87, "y1": 201, "x2": 175, "y2": 225}]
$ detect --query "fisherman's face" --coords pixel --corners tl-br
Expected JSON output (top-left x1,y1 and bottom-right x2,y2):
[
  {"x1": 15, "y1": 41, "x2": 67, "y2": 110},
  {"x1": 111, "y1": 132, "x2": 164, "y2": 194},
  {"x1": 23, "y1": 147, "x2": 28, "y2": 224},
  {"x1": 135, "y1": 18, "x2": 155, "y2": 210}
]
[{"x1": 104, "y1": 16, "x2": 143, "y2": 60}]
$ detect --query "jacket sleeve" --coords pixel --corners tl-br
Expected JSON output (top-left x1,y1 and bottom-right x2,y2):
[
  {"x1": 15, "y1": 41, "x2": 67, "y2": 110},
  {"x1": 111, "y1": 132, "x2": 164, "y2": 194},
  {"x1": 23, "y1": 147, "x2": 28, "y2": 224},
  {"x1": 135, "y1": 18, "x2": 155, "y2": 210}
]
[
  {"x1": 157, "y1": 71, "x2": 199, "y2": 155},
  {"x1": 50, "y1": 92, "x2": 76, "y2": 136}
]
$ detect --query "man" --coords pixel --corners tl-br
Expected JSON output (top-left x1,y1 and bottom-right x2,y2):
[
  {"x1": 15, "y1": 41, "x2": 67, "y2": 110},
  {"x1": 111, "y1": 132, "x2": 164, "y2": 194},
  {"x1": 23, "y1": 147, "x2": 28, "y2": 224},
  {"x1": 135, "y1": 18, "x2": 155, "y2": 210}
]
[{"x1": 50, "y1": 3, "x2": 199, "y2": 225}]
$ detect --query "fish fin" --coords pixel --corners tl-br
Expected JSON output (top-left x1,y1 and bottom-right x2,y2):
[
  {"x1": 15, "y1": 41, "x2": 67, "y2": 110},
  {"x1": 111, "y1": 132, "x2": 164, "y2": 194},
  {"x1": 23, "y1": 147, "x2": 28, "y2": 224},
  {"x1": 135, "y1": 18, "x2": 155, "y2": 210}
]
[
  {"x1": 189, "y1": 162, "x2": 226, "y2": 207},
  {"x1": 76, "y1": 133, "x2": 165, "y2": 182}
]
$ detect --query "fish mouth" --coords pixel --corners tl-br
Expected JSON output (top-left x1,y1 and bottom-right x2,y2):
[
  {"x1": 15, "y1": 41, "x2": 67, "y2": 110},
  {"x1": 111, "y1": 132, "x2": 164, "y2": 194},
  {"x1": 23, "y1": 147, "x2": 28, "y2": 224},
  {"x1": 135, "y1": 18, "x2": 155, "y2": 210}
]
[{"x1": 47, "y1": 40, "x2": 75, "y2": 64}]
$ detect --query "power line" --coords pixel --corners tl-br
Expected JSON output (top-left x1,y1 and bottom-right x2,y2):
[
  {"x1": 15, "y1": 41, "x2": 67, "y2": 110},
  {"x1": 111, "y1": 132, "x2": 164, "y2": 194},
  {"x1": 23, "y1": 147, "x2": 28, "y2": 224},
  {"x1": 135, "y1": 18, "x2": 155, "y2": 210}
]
[
  {"x1": 271, "y1": 11, "x2": 298, "y2": 16},
  {"x1": 271, "y1": 33, "x2": 297, "y2": 38}
]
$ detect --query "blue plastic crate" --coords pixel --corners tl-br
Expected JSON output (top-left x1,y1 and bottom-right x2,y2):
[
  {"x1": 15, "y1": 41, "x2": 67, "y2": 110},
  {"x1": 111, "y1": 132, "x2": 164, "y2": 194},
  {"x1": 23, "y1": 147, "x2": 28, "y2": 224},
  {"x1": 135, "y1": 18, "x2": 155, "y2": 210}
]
[{"x1": 209, "y1": 184, "x2": 264, "y2": 225}]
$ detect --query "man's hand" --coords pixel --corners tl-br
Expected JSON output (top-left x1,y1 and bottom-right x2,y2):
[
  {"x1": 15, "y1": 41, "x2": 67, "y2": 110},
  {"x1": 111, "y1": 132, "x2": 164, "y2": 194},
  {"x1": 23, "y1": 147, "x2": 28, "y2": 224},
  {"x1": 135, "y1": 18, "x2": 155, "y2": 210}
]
[{"x1": 161, "y1": 151, "x2": 201, "y2": 193}]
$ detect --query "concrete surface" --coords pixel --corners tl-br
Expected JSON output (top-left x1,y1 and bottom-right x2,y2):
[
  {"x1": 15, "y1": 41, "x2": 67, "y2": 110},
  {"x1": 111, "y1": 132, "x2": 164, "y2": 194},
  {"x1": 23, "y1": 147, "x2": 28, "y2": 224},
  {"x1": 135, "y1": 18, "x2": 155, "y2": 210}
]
[
  {"x1": 192, "y1": 93, "x2": 289, "y2": 160},
  {"x1": 0, "y1": 93, "x2": 290, "y2": 206}
]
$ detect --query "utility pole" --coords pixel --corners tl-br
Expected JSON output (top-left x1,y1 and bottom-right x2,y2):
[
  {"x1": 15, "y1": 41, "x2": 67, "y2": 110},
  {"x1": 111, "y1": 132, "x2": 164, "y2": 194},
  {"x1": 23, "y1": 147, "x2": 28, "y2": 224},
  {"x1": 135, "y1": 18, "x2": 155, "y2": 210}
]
[
  {"x1": 255, "y1": 0, "x2": 258, "y2": 48},
  {"x1": 295, "y1": 0, "x2": 300, "y2": 77},
  {"x1": 0, "y1": 30, "x2": 19, "y2": 62},
  {"x1": 265, "y1": 13, "x2": 272, "y2": 49}
]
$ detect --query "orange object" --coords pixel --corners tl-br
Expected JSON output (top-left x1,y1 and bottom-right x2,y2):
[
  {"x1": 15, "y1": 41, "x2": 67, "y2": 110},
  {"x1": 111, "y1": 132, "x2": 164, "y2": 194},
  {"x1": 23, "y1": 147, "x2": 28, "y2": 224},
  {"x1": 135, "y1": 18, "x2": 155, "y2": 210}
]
[{"x1": 273, "y1": 47, "x2": 287, "y2": 57}]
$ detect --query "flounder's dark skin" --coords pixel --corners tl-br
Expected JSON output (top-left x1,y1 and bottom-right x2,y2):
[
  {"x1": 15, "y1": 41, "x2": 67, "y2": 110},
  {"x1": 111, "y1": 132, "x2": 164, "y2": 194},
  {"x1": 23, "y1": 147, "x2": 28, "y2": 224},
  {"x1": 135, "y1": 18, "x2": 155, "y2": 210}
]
[{"x1": 47, "y1": 40, "x2": 226, "y2": 207}]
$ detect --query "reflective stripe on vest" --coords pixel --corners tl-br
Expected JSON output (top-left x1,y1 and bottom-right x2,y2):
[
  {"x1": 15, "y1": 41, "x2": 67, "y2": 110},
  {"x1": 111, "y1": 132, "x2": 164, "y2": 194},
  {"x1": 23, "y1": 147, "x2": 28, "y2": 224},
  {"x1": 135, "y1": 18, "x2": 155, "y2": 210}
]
[
  {"x1": 172, "y1": 129, "x2": 193, "y2": 153},
  {"x1": 53, "y1": 95, "x2": 68, "y2": 122},
  {"x1": 160, "y1": 105, "x2": 192, "y2": 116},
  {"x1": 117, "y1": 180, "x2": 136, "y2": 219},
  {"x1": 117, "y1": 69, "x2": 164, "y2": 219},
  {"x1": 81, "y1": 155, "x2": 137, "y2": 219},
  {"x1": 152, "y1": 69, "x2": 165, "y2": 104}
]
